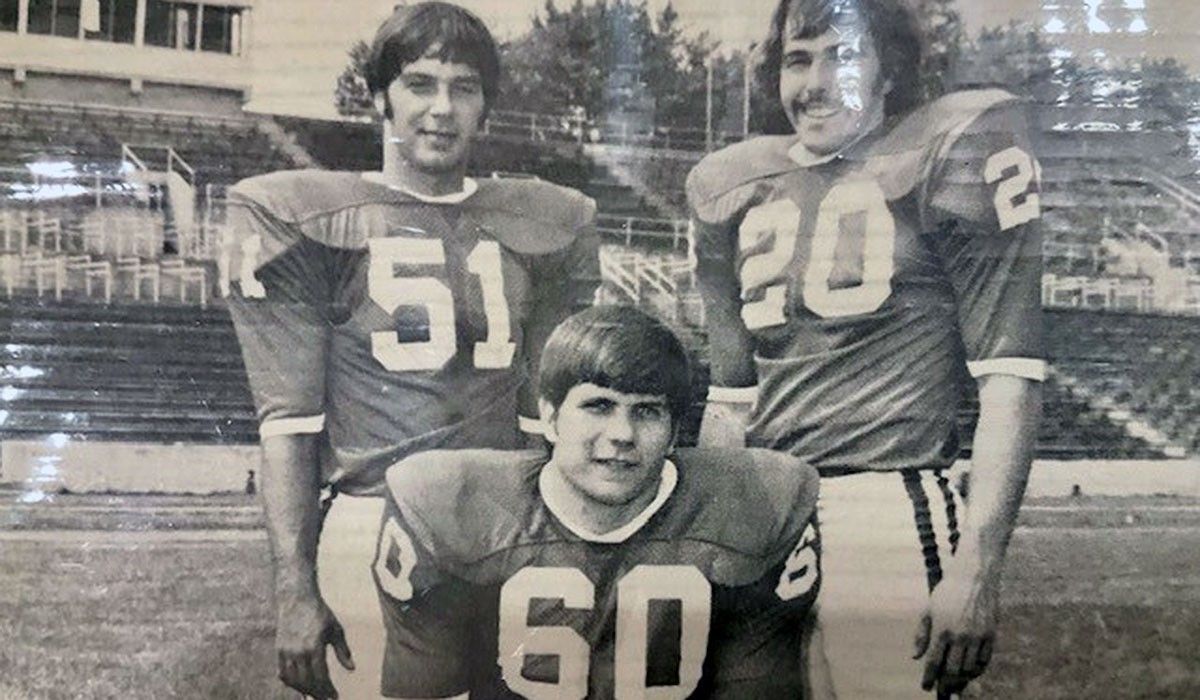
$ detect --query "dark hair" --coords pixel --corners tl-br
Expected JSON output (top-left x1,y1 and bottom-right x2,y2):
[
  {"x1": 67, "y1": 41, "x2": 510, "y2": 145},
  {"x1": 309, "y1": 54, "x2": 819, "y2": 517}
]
[
  {"x1": 366, "y1": 2, "x2": 501, "y2": 118},
  {"x1": 538, "y1": 306, "x2": 692, "y2": 428},
  {"x1": 756, "y1": 0, "x2": 923, "y2": 118}
]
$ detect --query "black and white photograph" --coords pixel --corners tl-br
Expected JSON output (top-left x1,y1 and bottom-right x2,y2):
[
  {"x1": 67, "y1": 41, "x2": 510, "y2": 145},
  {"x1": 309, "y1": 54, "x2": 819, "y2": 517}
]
[{"x1": 0, "y1": 0, "x2": 1198, "y2": 698}]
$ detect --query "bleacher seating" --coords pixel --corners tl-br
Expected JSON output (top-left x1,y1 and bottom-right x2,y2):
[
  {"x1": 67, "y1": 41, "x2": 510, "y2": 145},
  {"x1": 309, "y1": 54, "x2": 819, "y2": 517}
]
[
  {"x1": 1044, "y1": 308, "x2": 1200, "y2": 455},
  {"x1": 0, "y1": 296, "x2": 257, "y2": 444},
  {"x1": 0, "y1": 100, "x2": 297, "y2": 185}
]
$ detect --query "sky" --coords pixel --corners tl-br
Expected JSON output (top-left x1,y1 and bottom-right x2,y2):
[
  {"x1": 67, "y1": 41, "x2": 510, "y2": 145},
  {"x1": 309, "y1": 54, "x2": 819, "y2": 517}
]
[{"x1": 246, "y1": 0, "x2": 1200, "y2": 118}]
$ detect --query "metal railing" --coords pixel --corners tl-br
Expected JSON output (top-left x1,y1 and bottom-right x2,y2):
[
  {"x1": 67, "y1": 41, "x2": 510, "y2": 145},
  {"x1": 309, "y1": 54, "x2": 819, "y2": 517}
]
[{"x1": 484, "y1": 109, "x2": 744, "y2": 152}]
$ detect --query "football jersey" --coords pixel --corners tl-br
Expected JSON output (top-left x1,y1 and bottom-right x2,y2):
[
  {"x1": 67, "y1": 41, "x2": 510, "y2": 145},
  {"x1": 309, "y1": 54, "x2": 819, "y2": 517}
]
[
  {"x1": 223, "y1": 171, "x2": 598, "y2": 495},
  {"x1": 373, "y1": 447, "x2": 821, "y2": 699},
  {"x1": 687, "y1": 89, "x2": 1045, "y2": 472}
]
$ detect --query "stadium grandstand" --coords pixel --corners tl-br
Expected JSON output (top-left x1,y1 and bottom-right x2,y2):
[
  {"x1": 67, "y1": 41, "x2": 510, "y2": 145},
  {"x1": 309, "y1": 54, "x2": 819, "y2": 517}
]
[{"x1": 1, "y1": 0, "x2": 1198, "y2": 494}]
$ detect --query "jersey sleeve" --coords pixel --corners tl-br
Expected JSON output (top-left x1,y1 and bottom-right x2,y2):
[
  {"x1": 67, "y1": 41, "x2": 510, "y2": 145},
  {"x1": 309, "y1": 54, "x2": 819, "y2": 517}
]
[
  {"x1": 686, "y1": 168, "x2": 759, "y2": 396},
  {"x1": 224, "y1": 183, "x2": 335, "y2": 437},
  {"x1": 704, "y1": 516, "x2": 822, "y2": 698},
  {"x1": 925, "y1": 101, "x2": 1046, "y2": 381},
  {"x1": 517, "y1": 196, "x2": 600, "y2": 431},
  {"x1": 374, "y1": 491, "x2": 475, "y2": 699}
]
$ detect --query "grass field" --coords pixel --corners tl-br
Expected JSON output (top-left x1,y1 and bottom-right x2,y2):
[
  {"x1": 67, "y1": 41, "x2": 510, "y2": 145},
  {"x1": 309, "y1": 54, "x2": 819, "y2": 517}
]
[{"x1": 2, "y1": 491, "x2": 1199, "y2": 699}]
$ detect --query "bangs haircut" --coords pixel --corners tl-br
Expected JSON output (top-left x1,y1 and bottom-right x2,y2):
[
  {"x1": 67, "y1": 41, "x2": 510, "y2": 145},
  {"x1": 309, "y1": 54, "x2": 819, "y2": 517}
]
[
  {"x1": 366, "y1": 1, "x2": 501, "y2": 116},
  {"x1": 538, "y1": 306, "x2": 692, "y2": 428},
  {"x1": 756, "y1": 0, "x2": 924, "y2": 118}
]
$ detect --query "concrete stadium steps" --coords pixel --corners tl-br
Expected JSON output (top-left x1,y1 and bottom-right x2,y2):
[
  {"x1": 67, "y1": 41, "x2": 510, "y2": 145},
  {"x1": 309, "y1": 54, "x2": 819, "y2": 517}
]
[
  {"x1": 1044, "y1": 308, "x2": 1200, "y2": 455},
  {"x1": 4, "y1": 342, "x2": 245, "y2": 369},
  {"x1": 0, "y1": 100, "x2": 297, "y2": 184},
  {"x1": 959, "y1": 379, "x2": 1165, "y2": 460},
  {"x1": 0, "y1": 411, "x2": 257, "y2": 442},
  {"x1": 2, "y1": 385, "x2": 252, "y2": 412},
  {"x1": 1, "y1": 296, "x2": 257, "y2": 445}
]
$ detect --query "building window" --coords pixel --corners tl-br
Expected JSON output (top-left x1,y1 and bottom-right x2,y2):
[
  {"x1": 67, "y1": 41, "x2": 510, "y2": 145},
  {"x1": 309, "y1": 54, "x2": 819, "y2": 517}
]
[
  {"x1": 0, "y1": 0, "x2": 18, "y2": 32},
  {"x1": 145, "y1": 0, "x2": 197, "y2": 50},
  {"x1": 29, "y1": 0, "x2": 82, "y2": 37},
  {"x1": 200, "y1": 4, "x2": 242, "y2": 55},
  {"x1": 91, "y1": 0, "x2": 137, "y2": 43}
]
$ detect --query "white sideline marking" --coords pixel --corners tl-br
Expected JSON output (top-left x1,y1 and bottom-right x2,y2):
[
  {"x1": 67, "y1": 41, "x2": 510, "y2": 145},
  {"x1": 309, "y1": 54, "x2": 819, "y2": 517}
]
[
  {"x1": 1015, "y1": 525, "x2": 1200, "y2": 535},
  {"x1": 1023, "y1": 505, "x2": 1200, "y2": 513}
]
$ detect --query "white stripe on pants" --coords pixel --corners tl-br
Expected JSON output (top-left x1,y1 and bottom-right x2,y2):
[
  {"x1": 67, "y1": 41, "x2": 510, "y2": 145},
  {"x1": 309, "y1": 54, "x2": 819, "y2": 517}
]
[{"x1": 816, "y1": 470, "x2": 964, "y2": 700}]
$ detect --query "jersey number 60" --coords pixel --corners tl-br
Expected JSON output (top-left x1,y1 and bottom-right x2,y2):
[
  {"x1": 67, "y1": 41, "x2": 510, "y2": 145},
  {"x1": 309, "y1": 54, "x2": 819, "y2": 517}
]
[{"x1": 499, "y1": 565, "x2": 712, "y2": 700}]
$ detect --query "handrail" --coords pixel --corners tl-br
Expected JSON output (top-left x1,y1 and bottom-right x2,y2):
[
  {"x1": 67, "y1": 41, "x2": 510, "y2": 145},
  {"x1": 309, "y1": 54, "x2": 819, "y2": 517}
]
[
  {"x1": 168, "y1": 148, "x2": 196, "y2": 183},
  {"x1": 121, "y1": 144, "x2": 148, "y2": 173}
]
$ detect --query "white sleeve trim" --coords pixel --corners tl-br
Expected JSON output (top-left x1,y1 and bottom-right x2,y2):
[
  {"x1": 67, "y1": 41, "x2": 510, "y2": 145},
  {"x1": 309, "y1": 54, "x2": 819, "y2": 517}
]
[
  {"x1": 518, "y1": 415, "x2": 546, "y2": 435},
  {"x1": 259, "y1": 414, "x2": 326, "y2": 438},
  {"x1": 707, "y1": 385, "x2": 758, "y2": 405},
  {"x1": 967, "y1": 357, "x2": 1047, "y2": 382}
]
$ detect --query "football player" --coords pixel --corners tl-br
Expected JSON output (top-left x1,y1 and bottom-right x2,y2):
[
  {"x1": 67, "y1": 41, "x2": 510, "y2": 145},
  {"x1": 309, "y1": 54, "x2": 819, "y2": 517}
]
[
  {"x1": 686, "y1": 0, "x2": 1044, "y2": 697},
  {"x1": 373, "y1": 305, "x2": 830, "y2": 699},
  {"x1": 223, "y1": 3, "x2": 598, "y2": 698}
]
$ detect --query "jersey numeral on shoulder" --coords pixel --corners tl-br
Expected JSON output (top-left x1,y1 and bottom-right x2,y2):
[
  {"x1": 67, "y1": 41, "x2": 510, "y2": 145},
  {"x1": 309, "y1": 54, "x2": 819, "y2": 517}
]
[
  {"x1": 374, "y1": 516, "x2": 418, "y2": 602},
  {"x1": 498, "y1": 565, "x2": 712, "y2": 700},
  {"x1": 985, "y1": 146, "x2": 1041, "y2": 231},
  {"x1": 775, "y1": 523, "x2": 819, "y2": 601}
]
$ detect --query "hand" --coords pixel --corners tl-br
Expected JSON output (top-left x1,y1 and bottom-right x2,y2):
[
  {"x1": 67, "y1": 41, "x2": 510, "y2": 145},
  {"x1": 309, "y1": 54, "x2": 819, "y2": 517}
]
[
  {"x1": 912, "y1": 565, "x2": 1000, "y2": 698},
  {"x1": 275, "y1": 593, "x2": 355, "y2": 699}
]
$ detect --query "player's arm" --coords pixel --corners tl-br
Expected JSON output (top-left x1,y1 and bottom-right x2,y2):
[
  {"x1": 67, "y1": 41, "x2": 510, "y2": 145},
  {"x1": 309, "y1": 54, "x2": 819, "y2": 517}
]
[
  {"x1": 916, "y1": 99, "x2": 1045, "y2": 695},
  {"x1": 223, "y1": 186, "x2": 348, "y2": 698},
  {"x1": 690, "y1": 215, "x2": 758, "y2": 448},
  {"x1": 916, "y1": 375, "x2": 1040, "y2": 692},
  {"x1": 261, "y1": 433, "x2": 354, "y2": 700},
  {"x1": 517, "y1": 195, "x2": 599, "y2": 440}
]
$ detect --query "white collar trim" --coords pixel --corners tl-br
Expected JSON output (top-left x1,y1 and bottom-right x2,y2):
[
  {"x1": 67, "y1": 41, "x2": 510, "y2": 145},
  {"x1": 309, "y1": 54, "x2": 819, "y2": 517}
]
[
  {"x1": 539, "y1": 459, "x2": 678, "y2": 543},
  {"x1": 362, "y1": 172, "x2": 478, "y2": 203}
]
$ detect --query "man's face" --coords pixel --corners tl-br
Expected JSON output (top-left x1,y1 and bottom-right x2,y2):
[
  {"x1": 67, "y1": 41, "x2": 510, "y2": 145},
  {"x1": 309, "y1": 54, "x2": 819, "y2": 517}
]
[
  {"x1": 380, "y1": 55, "x2": 485, "y2": 176},
  {"x1": 542, "y1": 383, "x2": 675, "y2": 508},
  {"x1": 779, "y1": 15, "x2": 889, "y2": 156}
]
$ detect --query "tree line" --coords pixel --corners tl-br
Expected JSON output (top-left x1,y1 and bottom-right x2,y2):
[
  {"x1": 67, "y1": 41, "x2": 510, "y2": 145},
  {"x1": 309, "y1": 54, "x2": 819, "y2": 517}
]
[{"x1": 334, "y1": 0, "x2": 1200, "y2": 154}]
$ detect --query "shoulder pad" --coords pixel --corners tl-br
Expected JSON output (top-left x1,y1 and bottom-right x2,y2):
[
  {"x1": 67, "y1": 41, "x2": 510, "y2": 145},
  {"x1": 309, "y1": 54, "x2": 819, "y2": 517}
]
[
  {"x1": 881, "y1": 89, "x2": 1018, "y2": 155},
  {"x1": 686, "y1": 136, "x2": 798, "y2": 223},
  {"x1": 385, "y1": 449, "x2": 543, "y2": 566},
  {"x1": 672, "y1": 447, "x2": 819, "y2": 560},
  {"x1": 863, "y1": 89, "x2": 1021, "y2": 199},
  {"x1": 469, "y1": 178, "x2": 596, "y2": 256},
  {"x1": 227, "y1": 170, "x2": 373, "y2": 224}
]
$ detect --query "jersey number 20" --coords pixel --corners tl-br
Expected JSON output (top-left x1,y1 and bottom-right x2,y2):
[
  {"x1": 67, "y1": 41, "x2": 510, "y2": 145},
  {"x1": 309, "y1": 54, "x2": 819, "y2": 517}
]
[{"x1": 737, "y1": 148, "x2": 1039, "y2": 327}]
